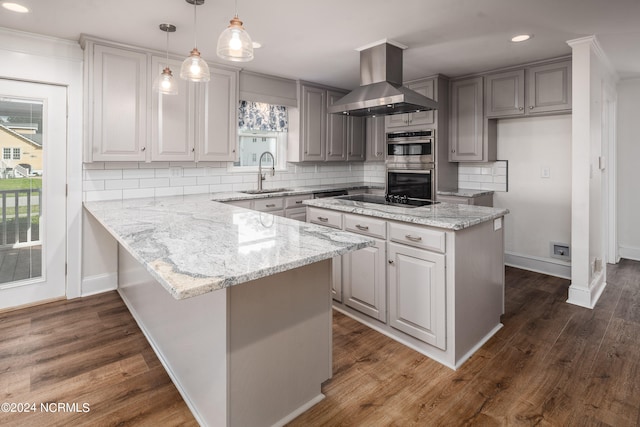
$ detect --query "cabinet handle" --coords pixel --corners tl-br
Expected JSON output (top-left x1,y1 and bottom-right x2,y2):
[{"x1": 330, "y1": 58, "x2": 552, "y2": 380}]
[
  {"x1": 232, "y1": 149, "x2": 236, "y2": 153},
  {"x1": 529, "y1": 106, "x2": 534, "y2": 109},
  {"x1": 405, "y1": 234, "x2": 423, "y2": 242},
  {"x1": 328, "y1": 151, "x2": 332, "y2": 155},
  {"x1": 266, "y1": 204, "x2": 276, "y2": 208},
  {"x1": 295, "y1": 200, "x2": 303, "y2": 204},
  {"x1": 519, "y1": 107, "x2": 524, "y2": 111},
  {"x1": 451, "y1": 149, "x2": 456, "y2": 153},
  {"x1": 317, "y1": 216, "x2": 329, "y2": 222},
  {"x1": 191, "y1": 147, "x2": 195, "y2": 152},
  {"x1": 355, "y1": 224, "x2": 369, "y2": 231},
  {"x1": 141, "y1": 147, "x2": 146, "y2": 152},
  {"x1": 388, "y1": 260, "x2": 395, "y2": 265},
  {"x1": 377, "y1": 151, "x2": 382, "y2": 156}
]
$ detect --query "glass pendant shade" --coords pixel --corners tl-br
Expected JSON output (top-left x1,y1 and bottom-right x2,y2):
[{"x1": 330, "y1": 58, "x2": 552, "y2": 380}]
[
  {"x1": 217, "y1": 15, "x2": 254, "y2": 62},
  {"x1": 180, "y1": 48, "x2": 210, "y2": 82},
  {"x1": 154, "y1": 67, "x2": 179, "y2": 95}
]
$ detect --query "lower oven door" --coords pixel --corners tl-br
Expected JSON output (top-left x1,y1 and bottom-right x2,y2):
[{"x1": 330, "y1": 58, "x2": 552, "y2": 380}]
[{"x1": 387, "y1": 169, "x2": 435, "y2": 200}]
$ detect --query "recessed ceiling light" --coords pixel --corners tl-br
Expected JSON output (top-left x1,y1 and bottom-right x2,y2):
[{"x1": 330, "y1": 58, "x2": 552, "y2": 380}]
[
  {"x1": 252, "y1": 41, "x2": 262, "y2": 49},
  {"x1": 511, "y1": 34, "x2": 531, "y2": 43},
  {"x1": 2, "y1": 2, "x2": 29, "y2": 13}
]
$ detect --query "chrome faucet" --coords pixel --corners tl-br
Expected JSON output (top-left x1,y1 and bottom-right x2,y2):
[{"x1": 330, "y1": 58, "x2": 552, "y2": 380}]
[{"x1": 257, "y1": 151, "x2": 275, "y2": 191}]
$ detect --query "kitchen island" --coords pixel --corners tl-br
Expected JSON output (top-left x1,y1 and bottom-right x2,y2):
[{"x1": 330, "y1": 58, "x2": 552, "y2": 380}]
[
  {"x1": 83, "y1": 194, "x2": 374, "y2": 427},
  {"x1": 303, "y1": 197, "x2": 509, "y2": 369}
]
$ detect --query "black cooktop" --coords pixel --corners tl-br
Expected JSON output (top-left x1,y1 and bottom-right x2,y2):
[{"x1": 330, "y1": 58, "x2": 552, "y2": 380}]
[{"x1": 335, "y1": 194, "x2": 438, "y2": 208}]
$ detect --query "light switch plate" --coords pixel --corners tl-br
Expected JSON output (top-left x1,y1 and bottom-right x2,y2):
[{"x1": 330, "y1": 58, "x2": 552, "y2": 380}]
[
  {"x1": 494, "y1": 217, "x2": 502, "y2": 231},
  {"x1": 541, "y1": 166, "x2": 551, "y2": 178}
]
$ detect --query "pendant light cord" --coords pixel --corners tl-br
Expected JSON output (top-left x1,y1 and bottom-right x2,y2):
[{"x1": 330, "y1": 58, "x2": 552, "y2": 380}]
[
  {"x1": 193, "y1": 1, "x2": 197, "y2": 49},
  {"x1": 234, "y1": 0, "x2": 238, "y2": 17},
  {"x1": 165, "y1": 30, "x2": 170, "y2": 62}
]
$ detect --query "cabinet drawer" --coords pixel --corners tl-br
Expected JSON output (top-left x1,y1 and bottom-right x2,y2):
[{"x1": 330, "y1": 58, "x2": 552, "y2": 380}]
[
  {"x1": 285, "y1": 193, "x2": 313, "y2": 209},
  {"x1": 253, "y1": 197, "x2": 284, "y2": 212},
  {"x1": 344, "y1": 214, "x2": 386, "y2": 239},
  {"x1": 308, "y1": 207, "x2": 342, "y2": 229},
  {"x1": 225, "y1": 199, "x2": 252, "y2": 209},
  {"x1": 388, "y1": 222, "x2": 445, "y2": 253}
]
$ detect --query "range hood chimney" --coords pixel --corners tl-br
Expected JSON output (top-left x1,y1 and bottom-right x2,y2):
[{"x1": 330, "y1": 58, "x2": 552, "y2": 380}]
[{"x1": 328, "y1": 40, "x2": 438, "y2": 117}]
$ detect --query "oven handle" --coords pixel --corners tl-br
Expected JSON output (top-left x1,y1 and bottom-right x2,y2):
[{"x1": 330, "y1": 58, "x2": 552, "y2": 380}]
[{"x1": 386, "y1": 168, "x2": 433, "y2": 174}]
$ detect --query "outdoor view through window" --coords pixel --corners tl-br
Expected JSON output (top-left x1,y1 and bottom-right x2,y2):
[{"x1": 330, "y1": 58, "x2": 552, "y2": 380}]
[{"x1": 0, "y1": 97, "x2": 43, "y2": 284}]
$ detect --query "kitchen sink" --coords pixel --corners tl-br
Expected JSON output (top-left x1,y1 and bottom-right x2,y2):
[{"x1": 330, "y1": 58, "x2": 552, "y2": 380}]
[{"x1": 240, "y1": 188, "x2": 292, "y2": 195}]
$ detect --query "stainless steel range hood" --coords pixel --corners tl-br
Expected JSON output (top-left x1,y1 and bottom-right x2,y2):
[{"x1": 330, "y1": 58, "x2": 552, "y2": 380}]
[{"x1": 328, "y1": 41, "x2": 438, "y2": 117}]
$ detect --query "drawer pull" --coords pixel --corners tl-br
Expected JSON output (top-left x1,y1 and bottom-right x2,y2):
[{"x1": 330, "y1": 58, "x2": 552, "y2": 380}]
[
  {"x1": 405, "y1": 234, "x2": 423, "y2": 242},
  {"x1": 355, "y1": 224, "x2": 369, "y2": 231},
  {"x1": 317, "y1": 217, "x2": 329, "y2": 222},
  {"x1": 388, "y1": 260, "x2": 395, "y2": 265},
  {"x1": 266, "y1": 204, "x2": 276, "y2": 208},
  {"x1": 295, "y1": 200, "x2": 303, "y2": 204}
]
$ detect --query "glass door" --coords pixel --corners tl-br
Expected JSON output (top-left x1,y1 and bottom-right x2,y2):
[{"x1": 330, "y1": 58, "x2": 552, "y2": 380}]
[{"x1": 0, "y1": 79, "x2": 67, "y2": 310}]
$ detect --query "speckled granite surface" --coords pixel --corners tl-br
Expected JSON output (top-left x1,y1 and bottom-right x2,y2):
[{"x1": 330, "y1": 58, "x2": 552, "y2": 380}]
[
  {"x1": 304, "y1": 198, "x2": 508, "y2": 231},
  {"x1": 209, "y1": 182, "x2": 384, "y2": 202},
  {"x1": 437, "y1": 189, "x2": 495, "y2": 198},
  {"x1": 84, "y1": 194, "x2": 374, "y2": 300}
]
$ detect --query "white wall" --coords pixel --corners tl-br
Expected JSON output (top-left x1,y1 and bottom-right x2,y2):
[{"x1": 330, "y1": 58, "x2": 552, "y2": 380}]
[
  {"x1": 617, "y1": 78, "x2": 640, "y2": 260},
  {"x1": 493, "y1": 115, "x2": 572, "y2": 278}
]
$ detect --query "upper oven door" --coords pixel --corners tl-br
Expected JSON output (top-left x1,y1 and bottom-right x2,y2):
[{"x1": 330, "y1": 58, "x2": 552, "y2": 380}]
[{"x1": 386, "y1": 130, "x2": 434, "y2": 166}]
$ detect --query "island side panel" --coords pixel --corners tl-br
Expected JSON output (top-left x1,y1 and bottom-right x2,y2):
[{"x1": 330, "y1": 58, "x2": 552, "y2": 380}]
[
  {"x1": 229, "y1": 259, "x2": 332, "y2": 427},
  {"x1": 117, "y1": 245, "x2": 229, "y2": 427},
  {"x1": 453, "y1": 217, "x2": 505, "y2": 364}
]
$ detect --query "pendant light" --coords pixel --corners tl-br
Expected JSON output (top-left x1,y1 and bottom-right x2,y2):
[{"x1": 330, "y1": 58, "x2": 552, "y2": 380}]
[
  {"x1": 180, "y1": 0, "x2": 210, "y2": 82},
  {"x1": 216, "y1": 0, "x2": 254, "y2": 62},
  {"x1": 154, "y1": 24, "x2": 178, "y2": 95}
]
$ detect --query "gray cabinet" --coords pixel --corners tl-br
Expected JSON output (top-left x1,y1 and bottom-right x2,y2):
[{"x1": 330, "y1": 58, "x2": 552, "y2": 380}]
[
  {"x1": 437, "y1": 193, "x2": 493, "y2": 207},
  {"x1": 485, "y1": 69, "x2": 525, "y2": 118},
  {"x1": 449, "y1": 77, "x2": 496, "y2": 162},
  {"x1": 527, "y1": 60, "x2": 572, "y2": 114},
  {"x1": 485, "y1": 60, "x2": 571, "y2": 119},
  {"x1": 347, "y1": 117, "x2": 366, "y2": 161},
  {"x1": 299, "y1": 83, "x2": 327, "y2": 161},
  {"x1": 343, "y1": 237, "x2": 386, "y2": 322},
  {"x1": 366, "y1": 116, "x2": 385, "y2": 161},
  {"x1": 88, "y1": 43, "x2": 148, "y2": 161},
  {"x1": 326, "y1": 90, "x2": 348, "y2": 161},
  {"x1": 385, "y1": 78, "x2": 435, "y2": 129}
]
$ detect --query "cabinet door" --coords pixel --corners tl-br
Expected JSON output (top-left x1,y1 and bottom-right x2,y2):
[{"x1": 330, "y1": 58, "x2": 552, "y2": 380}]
[
  {"x1": 485, "y1": 69, "x2": 525, "y2": 118},
  {"x1": 151, "y1": 56, "x2": 195, "y2": 161},
  {"x1": 388, "y1": 242, "x2": 446, "y2": 349},
  {"x1": 197, "y1": 66, "x2": 238, "y2": 161},
  {"x1": 347, "y1": 116, "x2": 366, "y2": 161},
  {"x1": 285, "y1": 208, "x2": 306, "y2": 222},
  {"x1": 527, "y1": 61, "x2": 572, "y2": 114},
  {"x1": 326, "y1": 90, "x2": 347, "y2": 161},
  {"x1": 300, "y1": 85, "x2": 326, "y2": 161},
  {"x1": 407, "y1": 79, "x2": 435, "y2": 126},
  {"x1": 91, "y1": 44, "x2": 148, "y2": 161},
  {"x1": 366, "y1": 116, "x2": 386, "y2": 161},
  {"x1": 450, "y1": 77, "x2": 484, "y2": 162},
  {"x1": 385, "y1": 113, "x2": 409, "y2": 129},
  {"x1": 343, "y1": 238, "x2": 386, "y2": 322}
]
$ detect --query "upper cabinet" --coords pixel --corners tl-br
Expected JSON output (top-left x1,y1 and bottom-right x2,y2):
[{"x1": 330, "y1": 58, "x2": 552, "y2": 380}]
[
  {"x1": 288, "y1": 82, "x2": 365, "y2": 163},
  {"x1": 449, "y1": 77, "x2": 497, "y2": 162},
  {"x1": 526, "y1": 60, "x2": 572, "y2": 114},
  {"x1": 83, "y1": 37, "x2": 239, "y2": 163},
  {"x1": 366, "y1": 116, "x2": 385, "y2": 161},
  {"x1": 385, "y1": 78, "x2": 435, "y2": 130},
  {"x1": 485, "y1": 60, "x2": 571, "y2": 119},
  {"x1": 88, "y1": 44, "x2": 148, "y2": 161}
]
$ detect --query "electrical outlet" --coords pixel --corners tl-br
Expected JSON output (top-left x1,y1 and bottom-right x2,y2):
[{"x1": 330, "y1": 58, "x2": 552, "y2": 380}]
[
  {"x1": 169, "y1": 166, "x2": 183, "y2": 177},
  {"x1": 541, "y1": 166, "x2": 551, "y2": 178},
  {"x1": 550, "y1": 242, "x2": 570, "y2": 261}
]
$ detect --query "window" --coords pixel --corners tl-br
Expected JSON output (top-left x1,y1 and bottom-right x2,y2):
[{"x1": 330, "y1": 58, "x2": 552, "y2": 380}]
[
  {"x1": 3, "y1": 148, "x2": 10, "y2": 160},
  {"x1": 232, "y1": 101, "x2": 288, "y2": 170},
  {"x1": 12, "y1": 148, "x2": 20, "y2": 160}
]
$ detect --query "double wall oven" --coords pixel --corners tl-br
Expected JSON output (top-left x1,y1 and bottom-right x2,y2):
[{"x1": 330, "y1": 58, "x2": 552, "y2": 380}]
[{"x1": 386, "y1": 129, "x2": 436, "y2": 203}]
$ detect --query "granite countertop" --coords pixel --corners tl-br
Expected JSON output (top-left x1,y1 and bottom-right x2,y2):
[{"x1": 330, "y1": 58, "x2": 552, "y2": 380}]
[
  {"x1": 304, "y1": 198, "x2": 508, "y2": 231},
  {"x1": 84, "y1": 194, "x2": 374, "y2": 300},
  {"x1": 437, "y1": 189, "x2": 495, "y2": 197},
  {"x1": 210, "y1": 182, "x2": 384, "y2": 202}
]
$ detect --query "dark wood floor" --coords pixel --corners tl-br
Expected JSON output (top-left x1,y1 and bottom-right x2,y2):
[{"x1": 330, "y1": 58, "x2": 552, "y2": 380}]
[{"x1": 2, "y1": 261, "x2": 640, "y2": 426}]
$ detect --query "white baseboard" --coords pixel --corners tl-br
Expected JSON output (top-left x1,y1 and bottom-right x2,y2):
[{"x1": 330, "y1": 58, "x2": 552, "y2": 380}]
[
  {"x1": 81, "y1": 272, "x2": 117, "y2": 297},
  {"x1": 504, "y1": 251, "x2": 571, "y2": 279},
  {"x1": 619, "y1": 245, "x2": 640, "y2": 262},
  {"x1": 567, "y1": 269, "x2": 606, "y2": 309}
]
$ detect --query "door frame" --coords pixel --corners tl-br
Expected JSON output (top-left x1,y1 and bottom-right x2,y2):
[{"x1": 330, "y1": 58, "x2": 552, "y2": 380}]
[{"x1": 0, "y1": 28, "x2": 84, "y2": 303}]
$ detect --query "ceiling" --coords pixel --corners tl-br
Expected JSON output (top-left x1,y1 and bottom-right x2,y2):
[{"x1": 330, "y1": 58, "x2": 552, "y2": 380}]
[{"x1": 1, "y1": 0, "x2": 640, "y2": 89}]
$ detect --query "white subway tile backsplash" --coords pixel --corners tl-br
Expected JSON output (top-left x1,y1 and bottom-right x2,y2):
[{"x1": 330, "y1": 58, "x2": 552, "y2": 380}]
[
  {"x1": 196, "y1": 176, "x2": 222, "y2": 185},
  {"x1": 123, "y1": 188, "x2": 154, "y2": 199},
  {"x1": 184, "y1": 185, "x2": 210, "y2": 195},
  {"x1": 84, "y1": 180, "x2": 105, "y2": 191},
  {"x1": 105, "y1": 179, "x2": 139, "y2": 190},
  {"x1": 220, "y1": 174, "x2": 245, "y2": 184},
  {"x1": 123, "y1": 168, "x2": 155, "y2": 179},
  {"x1": 84, "y1": 189, "x2": 123, "y2": 202},
  {"x1": 156, "y1": 187, "x2": 183, "y2": 197},
  {"x1": 104, "y1": 162, "x2": 137, "y2": 170},
  {"x1": 457, "y1": 160, "x2": 508, "y2": 192},
  {"x1": 140, "y1": 178, "x2": 170, "y2": 188},
  {"x1": 170, "y1": 177, "x2": 198, "y2": 187},
  {"x1": 84, "y1": 169, "x2": 123, "y2": 180}
]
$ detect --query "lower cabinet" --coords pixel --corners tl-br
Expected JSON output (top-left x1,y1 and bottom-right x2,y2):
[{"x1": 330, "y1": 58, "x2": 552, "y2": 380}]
[
  {"x1": 343, "y1": 237, "x2": 386, "y2": 322},
  {"x1": 224, "y1": 193, "x2": 313, "y2": 221},
  {"x1": 387, "y1": 242, "x2": 446, "y2": 350},
  {"x1": 437, "y1": 193, "x2": 493, "y2": 207}
]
